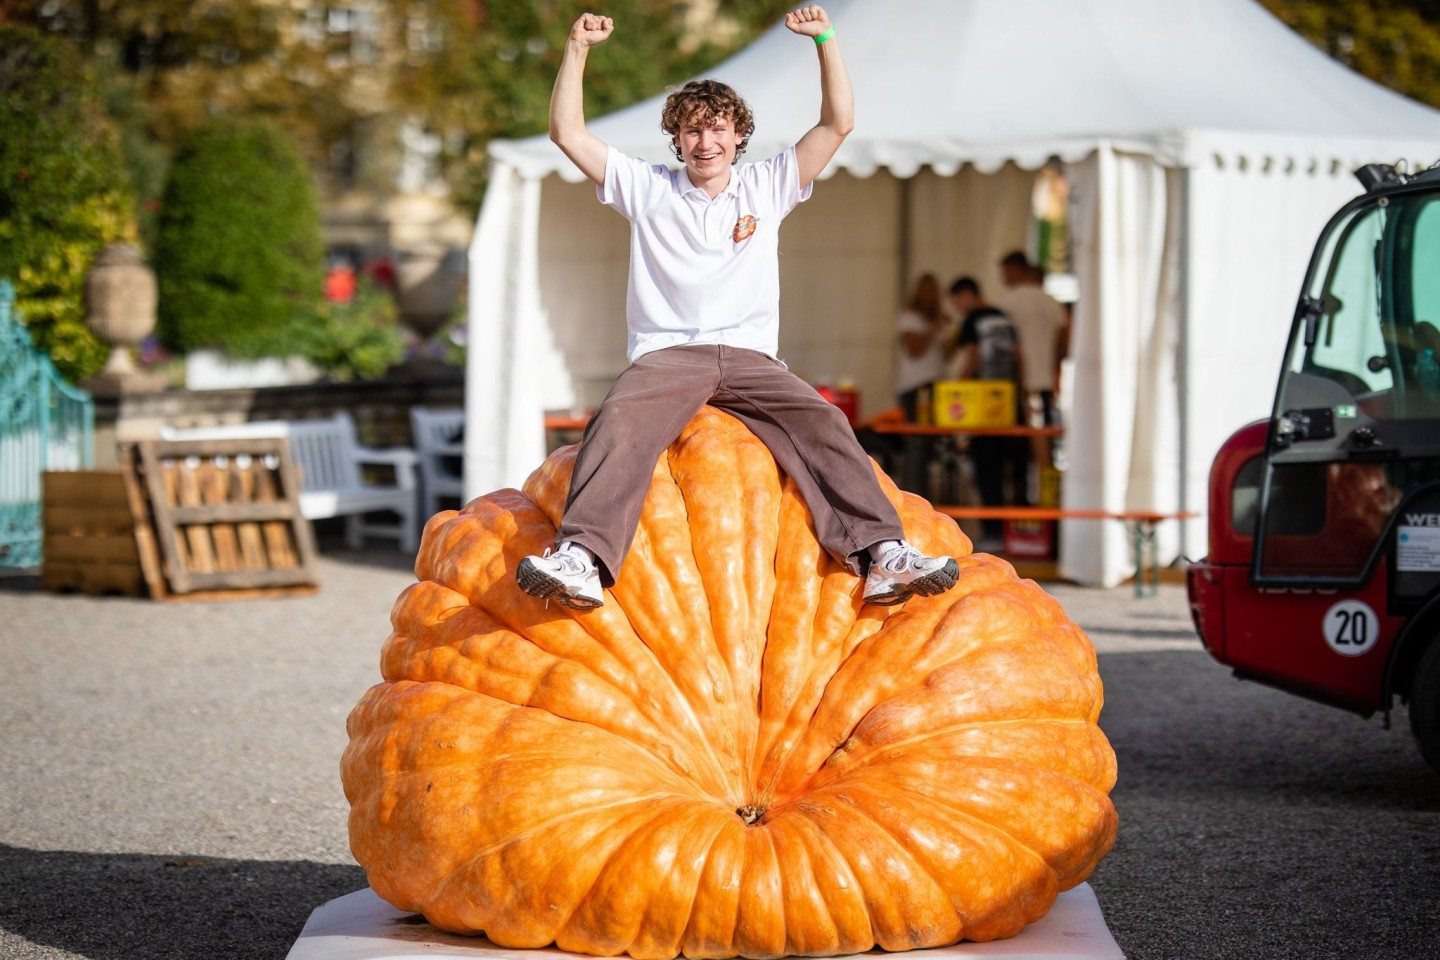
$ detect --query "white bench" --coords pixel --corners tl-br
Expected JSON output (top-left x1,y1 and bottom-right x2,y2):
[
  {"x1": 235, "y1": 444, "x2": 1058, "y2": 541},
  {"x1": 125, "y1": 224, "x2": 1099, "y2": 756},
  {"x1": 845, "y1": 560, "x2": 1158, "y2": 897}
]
[
  {"x1": 161, "y1": 412, "x2": 419, "y2": 552},
  {"x1": 409, "y1": 406, "x2": 466, "y2": 521}
]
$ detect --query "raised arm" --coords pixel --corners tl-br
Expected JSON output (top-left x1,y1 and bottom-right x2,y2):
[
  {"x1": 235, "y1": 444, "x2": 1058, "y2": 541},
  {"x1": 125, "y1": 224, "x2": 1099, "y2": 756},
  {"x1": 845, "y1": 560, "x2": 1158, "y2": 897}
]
[
  {"x1": 787, "y1": 5, "x2": 854, "y2": 188},
  {"x1": 549, "y1": 13, "x2": 614, "y2": 186}
]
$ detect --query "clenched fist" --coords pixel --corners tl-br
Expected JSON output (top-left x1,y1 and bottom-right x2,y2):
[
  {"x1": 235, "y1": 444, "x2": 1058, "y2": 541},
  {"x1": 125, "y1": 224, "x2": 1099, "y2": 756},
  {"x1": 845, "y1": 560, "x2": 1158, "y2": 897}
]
[
  {"x1": 784, "y1": 5, "x2": 832, "y2": 39},
  {"x1": 569, "y1": 12, "x2": 613, "y2": 46}
]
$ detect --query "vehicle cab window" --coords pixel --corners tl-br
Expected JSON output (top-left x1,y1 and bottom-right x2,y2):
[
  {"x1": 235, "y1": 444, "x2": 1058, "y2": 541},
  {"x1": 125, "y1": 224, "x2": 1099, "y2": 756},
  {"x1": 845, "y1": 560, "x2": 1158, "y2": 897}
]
[
  {"x1": 1257, "y1": 185, "x2": 1440, "y2": 584},
  {"x1": 1289, "y1": 205, "x2": 1392, "y2": 404}
]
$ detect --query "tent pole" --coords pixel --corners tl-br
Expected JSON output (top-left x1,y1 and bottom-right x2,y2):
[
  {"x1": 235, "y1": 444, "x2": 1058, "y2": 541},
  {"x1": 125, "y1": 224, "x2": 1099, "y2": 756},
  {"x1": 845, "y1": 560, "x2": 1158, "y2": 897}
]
[
  {"x1": 1177, "y1": 166, "x2": 1193, "y2": 560},
  {"x1": 898, "y1": 174, "x2": 912, "y2": 301}
]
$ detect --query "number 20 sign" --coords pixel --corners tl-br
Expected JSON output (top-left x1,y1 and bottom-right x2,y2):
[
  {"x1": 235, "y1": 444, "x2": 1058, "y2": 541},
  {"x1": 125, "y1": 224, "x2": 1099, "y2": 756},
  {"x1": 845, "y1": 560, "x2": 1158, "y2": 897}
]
[{"x1": 1323, "y1": 600, "x2": 1379, "y2": 657}]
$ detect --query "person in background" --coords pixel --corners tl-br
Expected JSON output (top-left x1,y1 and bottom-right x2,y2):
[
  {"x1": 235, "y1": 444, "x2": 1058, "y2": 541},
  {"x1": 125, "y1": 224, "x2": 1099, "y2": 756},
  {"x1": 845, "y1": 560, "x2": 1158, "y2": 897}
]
[
  {"x1": 894, "y1": 272, "x2": 952, "y2": 421},
  {"x1": 513, "y1": 6, "x2": 961, "y2": 612},
  {"x1": 950, "y1": 276, "x2": 1025, "y2": 551},
  {"x1": 993, "y1": 251, "x2": 1067, "y2": 484},
  {"x1": 994, "y1": 251, "x2": 1066, "y2": 423}
]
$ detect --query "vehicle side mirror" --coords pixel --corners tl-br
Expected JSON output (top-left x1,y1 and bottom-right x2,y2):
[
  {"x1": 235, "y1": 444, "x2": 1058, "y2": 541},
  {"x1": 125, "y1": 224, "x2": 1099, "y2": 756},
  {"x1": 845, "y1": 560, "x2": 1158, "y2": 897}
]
[{"x1": 1297, "y1": 297, "x2": 1324, "y2": 347}]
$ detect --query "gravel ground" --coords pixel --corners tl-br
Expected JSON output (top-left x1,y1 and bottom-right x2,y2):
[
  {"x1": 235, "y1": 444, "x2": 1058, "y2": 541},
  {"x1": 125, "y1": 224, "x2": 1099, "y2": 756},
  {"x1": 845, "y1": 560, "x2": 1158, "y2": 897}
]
[{"x1": 1, "y1": 545, "x2": 1436, "y2": 960}]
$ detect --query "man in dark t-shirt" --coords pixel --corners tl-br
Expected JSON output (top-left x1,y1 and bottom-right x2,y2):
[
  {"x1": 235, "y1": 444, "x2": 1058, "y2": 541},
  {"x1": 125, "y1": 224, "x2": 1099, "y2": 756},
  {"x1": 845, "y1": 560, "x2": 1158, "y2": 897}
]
[{"x1": 949, "y1": 276, "x2": 1027, "y2": 546}]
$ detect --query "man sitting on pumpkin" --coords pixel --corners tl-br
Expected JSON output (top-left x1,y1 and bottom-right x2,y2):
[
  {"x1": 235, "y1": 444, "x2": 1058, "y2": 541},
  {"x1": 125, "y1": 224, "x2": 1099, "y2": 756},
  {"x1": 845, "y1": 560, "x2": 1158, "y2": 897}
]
[{"x1": 516, "y1": 6, "x2": 960, "y2": 610}]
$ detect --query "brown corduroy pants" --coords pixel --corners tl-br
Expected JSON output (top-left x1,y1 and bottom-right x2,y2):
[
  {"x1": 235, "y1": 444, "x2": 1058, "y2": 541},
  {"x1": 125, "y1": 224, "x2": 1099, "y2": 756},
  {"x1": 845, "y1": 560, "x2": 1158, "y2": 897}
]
[{"x1": 555, "y1": 344, "x2": 903, "y2": 586}]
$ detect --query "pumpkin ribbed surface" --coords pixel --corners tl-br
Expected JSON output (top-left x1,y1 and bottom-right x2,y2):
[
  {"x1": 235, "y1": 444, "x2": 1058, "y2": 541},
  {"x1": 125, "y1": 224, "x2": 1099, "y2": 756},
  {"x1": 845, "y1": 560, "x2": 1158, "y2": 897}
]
[{"x1": 341, "y1": 407, "x2": 1117, "y2": 960}]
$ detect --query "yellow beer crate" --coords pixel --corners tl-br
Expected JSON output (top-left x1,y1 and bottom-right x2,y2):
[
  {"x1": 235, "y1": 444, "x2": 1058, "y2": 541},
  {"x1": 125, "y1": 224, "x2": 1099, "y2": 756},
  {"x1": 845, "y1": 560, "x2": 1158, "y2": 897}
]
[{"x1": 932, "y1": 380, "x2": 1017, "y2": 428}]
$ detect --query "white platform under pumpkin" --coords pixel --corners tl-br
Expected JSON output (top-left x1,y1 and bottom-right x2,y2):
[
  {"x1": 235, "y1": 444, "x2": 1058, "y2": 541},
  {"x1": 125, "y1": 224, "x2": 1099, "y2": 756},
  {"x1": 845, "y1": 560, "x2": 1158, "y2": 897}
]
[{"x1": 286, "y1": 885, "x2": 1124, "y2": 960}]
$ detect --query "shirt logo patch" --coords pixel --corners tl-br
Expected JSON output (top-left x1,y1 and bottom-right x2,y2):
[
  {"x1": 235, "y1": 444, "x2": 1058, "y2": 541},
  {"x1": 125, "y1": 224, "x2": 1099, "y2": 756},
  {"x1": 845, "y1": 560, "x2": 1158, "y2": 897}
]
[{"x1": 732, "y1": 214, "x2": 759, "y2": 244}]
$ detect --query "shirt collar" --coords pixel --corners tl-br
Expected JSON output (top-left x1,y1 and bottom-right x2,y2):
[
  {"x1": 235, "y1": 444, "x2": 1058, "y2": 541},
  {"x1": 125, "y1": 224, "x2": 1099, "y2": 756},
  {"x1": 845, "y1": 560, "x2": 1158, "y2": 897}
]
[{"x1": 673, "y1": 166, "x2": 738, "y2": 201}]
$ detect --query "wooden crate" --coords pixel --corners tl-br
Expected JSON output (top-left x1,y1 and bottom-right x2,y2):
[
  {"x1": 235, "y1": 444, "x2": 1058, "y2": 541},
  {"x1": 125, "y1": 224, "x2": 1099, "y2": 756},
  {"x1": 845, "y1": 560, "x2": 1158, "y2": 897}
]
[
  {"x1": 125, "y1": 439, "x2": 319, "y2": 599},
  {"x1": 41, "y1": 470, "x2": 147, "y2": 597}
]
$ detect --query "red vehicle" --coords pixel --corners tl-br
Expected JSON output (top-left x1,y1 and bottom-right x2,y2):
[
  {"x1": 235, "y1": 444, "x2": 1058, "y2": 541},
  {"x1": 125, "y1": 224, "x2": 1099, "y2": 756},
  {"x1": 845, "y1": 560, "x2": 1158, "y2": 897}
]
[{"x1": 1188, "y1": 162, "x2": 1440, "y2": 772}]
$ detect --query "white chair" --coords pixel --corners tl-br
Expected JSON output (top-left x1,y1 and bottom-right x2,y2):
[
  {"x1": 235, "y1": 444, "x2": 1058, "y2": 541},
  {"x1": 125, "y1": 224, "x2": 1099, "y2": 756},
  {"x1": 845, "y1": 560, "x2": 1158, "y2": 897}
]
[
  {"x1": 409, "y1": 406, "x2": 466, "y2": 521},
  {"x1": 161, "y1": 412, "x2": 419, "y2": 552}
]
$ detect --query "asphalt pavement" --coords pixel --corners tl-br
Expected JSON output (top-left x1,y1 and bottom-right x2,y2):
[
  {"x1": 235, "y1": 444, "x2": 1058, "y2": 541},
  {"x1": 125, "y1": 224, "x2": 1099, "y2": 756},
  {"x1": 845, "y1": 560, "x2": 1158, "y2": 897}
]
[{"x1": 1, "y1": 541, "x2": 1436, "y2": 960}]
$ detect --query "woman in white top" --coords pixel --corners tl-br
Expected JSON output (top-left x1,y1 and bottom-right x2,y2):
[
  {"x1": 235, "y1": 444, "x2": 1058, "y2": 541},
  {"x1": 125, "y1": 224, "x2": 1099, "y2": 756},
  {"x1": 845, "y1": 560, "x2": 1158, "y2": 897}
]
[{"x1": 894, "y1": 272, "x2": 952, "y2": 421}]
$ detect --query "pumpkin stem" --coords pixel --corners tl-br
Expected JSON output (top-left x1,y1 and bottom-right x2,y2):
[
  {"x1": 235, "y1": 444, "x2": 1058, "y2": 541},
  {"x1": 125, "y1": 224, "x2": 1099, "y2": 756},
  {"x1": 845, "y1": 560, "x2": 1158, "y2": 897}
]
[{"x1": 736, "y1": 804, "x2": 766, "y2": 825}]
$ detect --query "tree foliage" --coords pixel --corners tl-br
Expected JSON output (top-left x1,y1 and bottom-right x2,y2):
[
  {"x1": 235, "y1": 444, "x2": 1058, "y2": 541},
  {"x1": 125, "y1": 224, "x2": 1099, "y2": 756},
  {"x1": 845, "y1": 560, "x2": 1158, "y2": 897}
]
[
  {"x1": 0, "y1": 22, "x2": 136, "y2": 381},
  {"x1": 153, "y1": 118, "x2": 325, "y2": 358},
  {"x1": 1259, "y1": 0, "x2": 1440, "y2": 109},
  {"x1": 0, "y1": 0, "x2": 375, "y2": 201},
  {"x1": 295, "y1": 278, "x2": 407, "y2": 382}
]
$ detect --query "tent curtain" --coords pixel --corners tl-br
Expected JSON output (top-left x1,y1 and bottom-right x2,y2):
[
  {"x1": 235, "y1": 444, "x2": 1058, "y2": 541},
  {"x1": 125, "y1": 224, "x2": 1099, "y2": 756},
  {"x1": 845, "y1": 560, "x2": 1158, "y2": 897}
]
[
  {"x1": 464, "y1": 162, "x2": 521, "y2": 497},
  {"x1": 464, "y1": 167, "x2": 551, "y2": 498},
  {"x1": 1062, "y1": 143, "x2": 1181, "y2": 586}
]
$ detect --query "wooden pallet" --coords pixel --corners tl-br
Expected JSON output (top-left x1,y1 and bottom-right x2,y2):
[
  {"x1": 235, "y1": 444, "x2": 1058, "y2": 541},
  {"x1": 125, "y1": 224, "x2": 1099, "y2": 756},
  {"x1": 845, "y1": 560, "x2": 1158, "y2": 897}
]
[
  {"x1": 41, "y1": 470, "x2": 148, "y2": 597},
  {"x1": 125, "y1": 439, "x2": 319, "y2": 599}
]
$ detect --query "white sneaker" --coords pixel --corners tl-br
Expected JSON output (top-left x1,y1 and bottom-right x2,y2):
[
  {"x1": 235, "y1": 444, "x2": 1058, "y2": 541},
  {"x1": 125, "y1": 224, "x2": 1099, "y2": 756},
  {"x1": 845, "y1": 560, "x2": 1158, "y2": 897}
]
[
  {"x1": 863, "y1": 543, "x2": 959, "y2": 606},
  {"x1": 516, "y1": 545, "x2": 603, "y2": 609}
]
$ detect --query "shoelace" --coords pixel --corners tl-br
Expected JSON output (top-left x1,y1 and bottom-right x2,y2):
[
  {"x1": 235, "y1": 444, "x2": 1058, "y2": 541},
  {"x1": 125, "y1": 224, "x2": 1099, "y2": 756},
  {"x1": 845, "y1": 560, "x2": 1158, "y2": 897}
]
[{"x1": 879, "y1": 545, "x2": 924, "y2": 573}]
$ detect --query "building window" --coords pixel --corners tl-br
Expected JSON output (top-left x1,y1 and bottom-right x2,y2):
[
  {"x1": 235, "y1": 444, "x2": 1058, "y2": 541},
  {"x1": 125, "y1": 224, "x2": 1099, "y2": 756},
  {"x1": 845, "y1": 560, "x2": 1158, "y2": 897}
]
[
  {"x1": 398, "y1": 120, "x2": 444, "y2": 194},
  {"x1": 305, "y1": 4, "x2": 378, "y2": 65}
]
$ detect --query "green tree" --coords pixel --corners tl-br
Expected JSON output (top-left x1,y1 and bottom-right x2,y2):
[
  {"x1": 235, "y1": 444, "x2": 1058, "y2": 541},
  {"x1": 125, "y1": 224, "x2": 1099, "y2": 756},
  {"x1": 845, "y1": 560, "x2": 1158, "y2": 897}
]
[
  {"x1": 0, "y1": 22, "x2": 136, "y2": 381},
  {"x1": 1259, "y1": 0, "x2": 1440, "y2": 109},
  {"x1": 153, "y1": 118, "x2": 325, "y2": 358}
]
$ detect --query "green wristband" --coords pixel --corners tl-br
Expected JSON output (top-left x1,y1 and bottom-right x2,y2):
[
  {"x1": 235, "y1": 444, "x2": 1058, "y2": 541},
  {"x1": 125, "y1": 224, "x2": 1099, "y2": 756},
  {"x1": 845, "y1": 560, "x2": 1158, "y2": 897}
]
[{"x1": 814, "y1": 25, "x2": 836, "y2": 45}]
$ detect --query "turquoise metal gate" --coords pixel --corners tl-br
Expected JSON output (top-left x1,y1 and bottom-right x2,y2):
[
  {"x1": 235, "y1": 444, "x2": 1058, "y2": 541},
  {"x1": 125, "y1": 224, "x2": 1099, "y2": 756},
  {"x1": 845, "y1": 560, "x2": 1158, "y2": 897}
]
[{"x1": 0, "y1": 279, "x2": 95, "y2": 569}]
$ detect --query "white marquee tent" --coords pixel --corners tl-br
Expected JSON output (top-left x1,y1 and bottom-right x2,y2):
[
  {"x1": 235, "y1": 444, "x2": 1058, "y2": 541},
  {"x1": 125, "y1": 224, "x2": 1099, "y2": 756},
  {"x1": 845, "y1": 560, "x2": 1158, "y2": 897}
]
[{"x1": 464, "y1": 0, "x2": 1440, "y2": 586}]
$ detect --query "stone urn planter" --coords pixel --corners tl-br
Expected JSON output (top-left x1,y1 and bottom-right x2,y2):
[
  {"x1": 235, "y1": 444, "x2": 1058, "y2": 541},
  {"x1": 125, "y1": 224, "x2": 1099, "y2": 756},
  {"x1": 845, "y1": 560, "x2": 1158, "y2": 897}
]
[
  {"x1": 391, "y1": 243, "x2": 465, "y2": 378},
  {"x1": 394, "y1": 244, "x2": 463, "y2": 344},
  {"x1": 83, "y1": 243, "x2": 165, "y2": 393}
]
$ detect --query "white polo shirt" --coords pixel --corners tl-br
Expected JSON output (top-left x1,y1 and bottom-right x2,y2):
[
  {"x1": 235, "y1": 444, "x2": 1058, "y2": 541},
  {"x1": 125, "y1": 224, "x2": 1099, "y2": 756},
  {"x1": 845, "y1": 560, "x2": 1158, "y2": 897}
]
[
  {"x1": 992, "y1": 285, "x2": 1067, "y2": 392},
  {"x1": 599, "y1": 145, "x2": 812, "y2": 361}
]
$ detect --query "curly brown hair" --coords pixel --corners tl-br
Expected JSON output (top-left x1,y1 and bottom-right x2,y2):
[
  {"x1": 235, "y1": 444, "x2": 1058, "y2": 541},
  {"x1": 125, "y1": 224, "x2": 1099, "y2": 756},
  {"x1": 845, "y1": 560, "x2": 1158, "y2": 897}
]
[{"x1": 660, "y1": 79, "x2": 755, "y2": 163}]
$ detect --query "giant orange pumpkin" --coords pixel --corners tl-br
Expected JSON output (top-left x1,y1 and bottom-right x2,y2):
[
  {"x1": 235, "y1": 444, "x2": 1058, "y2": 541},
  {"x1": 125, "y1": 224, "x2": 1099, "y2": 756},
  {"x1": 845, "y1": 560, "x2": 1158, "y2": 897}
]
[{"x1": 342, "y1": 407, "x2": 1117, "y2": 959}]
